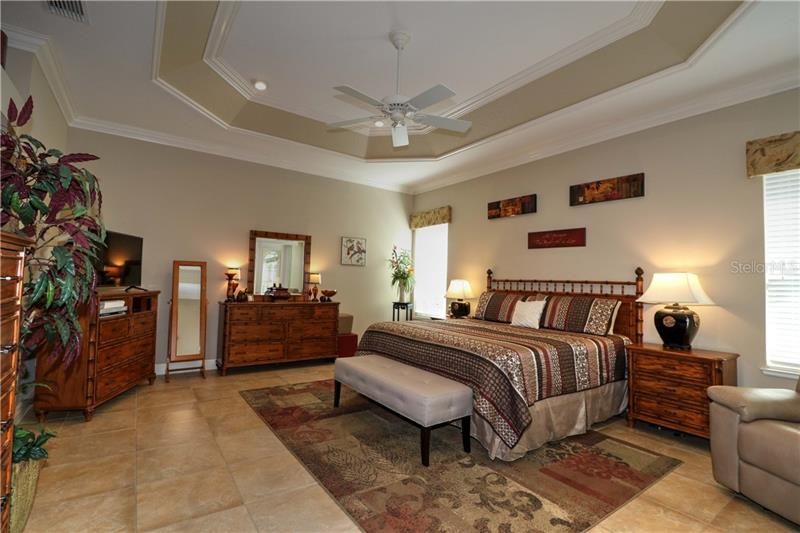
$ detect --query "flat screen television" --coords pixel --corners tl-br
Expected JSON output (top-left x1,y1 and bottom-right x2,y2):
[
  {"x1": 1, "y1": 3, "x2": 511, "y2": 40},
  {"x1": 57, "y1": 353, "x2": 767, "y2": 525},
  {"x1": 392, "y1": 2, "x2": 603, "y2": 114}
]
[{"x1": 96, "y1": 231, "x2": 143, "y2": 287}]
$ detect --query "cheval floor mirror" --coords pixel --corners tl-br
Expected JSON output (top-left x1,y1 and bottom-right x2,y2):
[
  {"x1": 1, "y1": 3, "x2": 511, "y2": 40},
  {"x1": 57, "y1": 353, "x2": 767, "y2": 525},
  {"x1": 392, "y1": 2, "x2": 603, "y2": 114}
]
[{"x1": 166, "y1": 260, "x2": 208, "y2": 381}]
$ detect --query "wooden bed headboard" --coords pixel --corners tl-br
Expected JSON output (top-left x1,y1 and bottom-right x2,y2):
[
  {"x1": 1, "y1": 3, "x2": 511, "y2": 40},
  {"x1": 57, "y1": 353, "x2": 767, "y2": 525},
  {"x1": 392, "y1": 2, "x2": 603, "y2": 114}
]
[{"x1": 486, "y1": 267, "x2": 645, "y2": 344}]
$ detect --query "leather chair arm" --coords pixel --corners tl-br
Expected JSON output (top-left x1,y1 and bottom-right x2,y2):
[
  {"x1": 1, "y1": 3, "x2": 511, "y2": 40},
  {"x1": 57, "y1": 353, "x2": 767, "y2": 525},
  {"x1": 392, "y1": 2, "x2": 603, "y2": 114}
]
[{"x1": 708, "y1": 386, "x2": 800, "y2": 423}]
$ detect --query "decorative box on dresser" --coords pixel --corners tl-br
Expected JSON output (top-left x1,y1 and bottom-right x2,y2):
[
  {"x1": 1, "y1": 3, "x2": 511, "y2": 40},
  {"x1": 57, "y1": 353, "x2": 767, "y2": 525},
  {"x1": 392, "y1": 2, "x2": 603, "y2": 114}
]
[
  {"x1": 217, "y1": 301, "x2": 339, "y2": 375},
  {"x1": 1, "y1": 232, "x2": 32, "y2": 532},
  {"x1": 627, "y1": 343, "x2": 739, "y2": 438},
  {"x1": 35, "y1": 289, "x2": 159, "y2": 421}
]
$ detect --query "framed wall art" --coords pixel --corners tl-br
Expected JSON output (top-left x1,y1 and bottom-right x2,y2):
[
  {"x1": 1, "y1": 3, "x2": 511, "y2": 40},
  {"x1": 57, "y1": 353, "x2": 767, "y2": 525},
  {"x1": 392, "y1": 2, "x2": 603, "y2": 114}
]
[
  {"x1": 570, "y1": 173, "x2": 644, "y2": 206},
  {"x1": 488, "y1": 193, "x2": 537, "y2": 219},
  {"x1": 341, "y1": 236, "x2": 366, "y2": 266},
  {"x1": 528, "y1": 228, "x2": 586, "y2": 249}
]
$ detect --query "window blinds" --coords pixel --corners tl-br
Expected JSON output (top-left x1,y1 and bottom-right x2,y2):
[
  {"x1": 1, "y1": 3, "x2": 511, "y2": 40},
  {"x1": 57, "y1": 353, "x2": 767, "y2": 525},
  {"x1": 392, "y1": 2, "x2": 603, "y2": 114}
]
[{"x1": 763, "y1": 170, "x2": 800, "y2": 372}]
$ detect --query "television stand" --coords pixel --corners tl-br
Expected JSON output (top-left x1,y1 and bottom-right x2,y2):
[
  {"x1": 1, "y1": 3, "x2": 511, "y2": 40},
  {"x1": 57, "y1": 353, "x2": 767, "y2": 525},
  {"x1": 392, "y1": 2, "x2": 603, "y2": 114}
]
[{"x1": 124, "y1": 285, "x2": 148, "y2": 292}]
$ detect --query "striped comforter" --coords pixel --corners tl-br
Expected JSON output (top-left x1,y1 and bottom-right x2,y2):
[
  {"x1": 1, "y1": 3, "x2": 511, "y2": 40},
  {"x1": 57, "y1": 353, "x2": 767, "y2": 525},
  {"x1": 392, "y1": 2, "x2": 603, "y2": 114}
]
[{"x1": 357, "y1": 318, "x2": 628, "y2": 448}]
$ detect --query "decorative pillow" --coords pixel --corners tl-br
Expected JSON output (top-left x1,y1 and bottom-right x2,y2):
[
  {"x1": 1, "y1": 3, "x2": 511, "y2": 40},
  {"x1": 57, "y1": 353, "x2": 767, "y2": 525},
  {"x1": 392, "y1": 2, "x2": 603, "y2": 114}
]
[
  {"x1": 474, "y1": 291, "x2": 526, "y2": 323},
  {"x1": 541, "y1": 295, "x2": 621, "y2": 336},
  {"x1": 510, "y1": 300, "x2": 547, "y2": 329}
]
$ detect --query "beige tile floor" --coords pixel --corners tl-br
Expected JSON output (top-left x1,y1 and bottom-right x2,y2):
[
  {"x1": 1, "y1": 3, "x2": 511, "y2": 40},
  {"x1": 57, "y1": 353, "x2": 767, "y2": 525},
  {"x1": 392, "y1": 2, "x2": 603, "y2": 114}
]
[{"x1": 19, "y1": 361, "x2": 798, "y2": 532}]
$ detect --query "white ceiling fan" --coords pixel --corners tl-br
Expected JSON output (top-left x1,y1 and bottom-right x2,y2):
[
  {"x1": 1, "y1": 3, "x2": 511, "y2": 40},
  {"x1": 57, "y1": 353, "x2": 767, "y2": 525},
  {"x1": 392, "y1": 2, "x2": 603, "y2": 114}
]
[{"x1": 327, "y1": 31, "x2": 472, "y2": 148}]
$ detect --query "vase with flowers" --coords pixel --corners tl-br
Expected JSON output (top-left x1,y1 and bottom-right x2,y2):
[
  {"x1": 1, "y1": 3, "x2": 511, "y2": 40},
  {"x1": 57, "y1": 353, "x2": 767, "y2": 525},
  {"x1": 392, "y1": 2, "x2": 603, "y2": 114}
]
[{"x1": 388, "y1": 245, "x2": 414, "y2": 302}]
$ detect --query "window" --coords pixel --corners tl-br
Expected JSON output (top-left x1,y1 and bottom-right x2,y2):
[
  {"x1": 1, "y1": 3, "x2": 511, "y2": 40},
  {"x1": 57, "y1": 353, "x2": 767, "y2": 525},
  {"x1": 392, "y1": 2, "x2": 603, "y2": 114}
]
[
  {"x1": 763, "y1": 169, "x2": 800, "y2": 373},
  {"x1": 413, "y1": 223, "x2": 448, "y2": 318}
]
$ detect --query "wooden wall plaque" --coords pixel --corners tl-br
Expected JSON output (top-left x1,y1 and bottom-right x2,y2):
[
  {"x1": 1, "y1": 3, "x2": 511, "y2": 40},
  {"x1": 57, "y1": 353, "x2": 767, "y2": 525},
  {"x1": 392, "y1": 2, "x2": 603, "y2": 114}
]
[{"x1": 528, "y1": 228, "x2": 586, "y2": 249}]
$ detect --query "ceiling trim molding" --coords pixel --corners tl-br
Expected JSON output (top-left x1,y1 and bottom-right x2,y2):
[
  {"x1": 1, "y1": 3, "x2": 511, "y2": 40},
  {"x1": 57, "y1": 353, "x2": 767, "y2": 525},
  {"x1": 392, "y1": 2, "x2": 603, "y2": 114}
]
[
  {"x1": 3, "y1": 25, "x2": 76, "y2": 123},
  {"x1": 201, "y1": 0, "x2": 663, "y2": 137}
]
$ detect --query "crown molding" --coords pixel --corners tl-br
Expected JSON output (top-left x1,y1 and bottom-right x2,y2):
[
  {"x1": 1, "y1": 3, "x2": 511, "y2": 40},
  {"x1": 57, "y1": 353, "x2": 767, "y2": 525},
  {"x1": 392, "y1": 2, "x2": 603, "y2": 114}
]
[
  {"x1": 3, "y1": 25, "x2": 76, "y2": 123},
  {"x1": 200, "y1": 1, "x2": 663, "y2": 137}
]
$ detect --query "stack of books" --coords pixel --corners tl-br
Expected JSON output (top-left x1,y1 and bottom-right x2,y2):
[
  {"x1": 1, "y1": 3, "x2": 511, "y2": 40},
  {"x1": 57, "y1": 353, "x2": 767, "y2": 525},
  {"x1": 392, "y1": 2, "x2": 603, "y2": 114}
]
[{"x1": 99, "y1": 299, "x2": 127, "y2": 317}]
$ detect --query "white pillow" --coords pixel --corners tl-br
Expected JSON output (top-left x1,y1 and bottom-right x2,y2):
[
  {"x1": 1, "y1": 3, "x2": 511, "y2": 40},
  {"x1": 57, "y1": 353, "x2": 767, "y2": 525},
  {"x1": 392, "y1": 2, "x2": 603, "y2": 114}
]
[{"x1": 511, "y1": 300, "x2": 547, "y2": 329}]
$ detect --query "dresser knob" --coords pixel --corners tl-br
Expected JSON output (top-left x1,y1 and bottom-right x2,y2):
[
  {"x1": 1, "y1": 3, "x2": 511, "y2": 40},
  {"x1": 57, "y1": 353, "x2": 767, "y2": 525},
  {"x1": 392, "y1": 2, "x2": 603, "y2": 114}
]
[
  {"x1": 0, "y1": 275, "x2": 19, "y2": 282},
  {"x1": 0, "y1": 343, "x2": 17, "y2": 355},
  {"x1": 0, "y1": 420, "x2": 11, "y2": 432}
]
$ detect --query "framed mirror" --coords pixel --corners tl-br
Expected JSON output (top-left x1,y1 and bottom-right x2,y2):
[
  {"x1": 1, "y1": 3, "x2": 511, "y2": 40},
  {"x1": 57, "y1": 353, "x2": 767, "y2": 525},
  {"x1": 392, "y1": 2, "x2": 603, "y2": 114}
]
[
  {"x1": 166, "y1": 260, "x2": 207, "y2": 381},
  {"x1": 248, "y1": 231, "x2": 311, "y2": 296}
]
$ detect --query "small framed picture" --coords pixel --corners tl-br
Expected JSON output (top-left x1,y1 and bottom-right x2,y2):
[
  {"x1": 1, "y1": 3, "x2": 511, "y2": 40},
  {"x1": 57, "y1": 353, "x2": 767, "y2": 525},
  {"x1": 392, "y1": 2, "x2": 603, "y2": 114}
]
[{"x1": 341, "y1": 237, "x2": 366, "y2": 266}]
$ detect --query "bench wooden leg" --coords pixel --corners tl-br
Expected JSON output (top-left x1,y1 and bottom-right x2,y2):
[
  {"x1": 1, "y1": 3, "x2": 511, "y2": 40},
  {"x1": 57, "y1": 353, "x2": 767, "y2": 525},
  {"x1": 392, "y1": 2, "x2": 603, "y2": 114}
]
[
  {"x1": 421, "y1": 426, "x2": 431, "y2": 467},
  {"x1": 333, "y1": 380, "x2": 341, "y2": 407},
  {"x1": 461, "y1": 415, "x2": 471, "y2": 453}
]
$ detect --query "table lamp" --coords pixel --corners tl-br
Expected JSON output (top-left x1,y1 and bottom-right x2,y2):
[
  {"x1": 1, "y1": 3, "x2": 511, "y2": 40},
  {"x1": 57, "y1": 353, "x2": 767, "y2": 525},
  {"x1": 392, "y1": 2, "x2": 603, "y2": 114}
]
[
  {"x1": 309, "y1": 272, "x2": 321, "y2": 302},
  {"x1": 637, "y1": 272, "x2": 715, "y2": 350},
  {"x1": 446, "y1": 279, "x2": 474, "y2": 318},
  {"x1": 225, "y1": 268, "x2": 240, "y2": 302}
]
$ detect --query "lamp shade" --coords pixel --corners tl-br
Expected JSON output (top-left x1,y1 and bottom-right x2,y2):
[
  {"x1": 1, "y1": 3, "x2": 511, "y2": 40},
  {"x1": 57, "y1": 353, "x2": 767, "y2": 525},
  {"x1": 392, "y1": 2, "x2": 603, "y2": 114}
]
[
  {"x1": 446, "y1": 279, "x2": 474, "y2": 300},
  {"x1": 309, "y1": 272, "x2": 322, "y2": 285},
  {"x1": 637, "y1": 273, "x2": 715, "y2": 305},
  {"x1": 225, "y1": 268, "x2": 240, "y2": 279}
]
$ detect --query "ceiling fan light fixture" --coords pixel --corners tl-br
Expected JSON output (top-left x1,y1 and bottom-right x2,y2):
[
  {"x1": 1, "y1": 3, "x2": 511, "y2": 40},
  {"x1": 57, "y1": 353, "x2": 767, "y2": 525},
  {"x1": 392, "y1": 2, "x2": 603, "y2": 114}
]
[
  {"x1": 391, "y1": 123, "x2": 409, "y2": 148},
  {"x1": 253, "y1": 81, "x2": 267, "y2": 91}
]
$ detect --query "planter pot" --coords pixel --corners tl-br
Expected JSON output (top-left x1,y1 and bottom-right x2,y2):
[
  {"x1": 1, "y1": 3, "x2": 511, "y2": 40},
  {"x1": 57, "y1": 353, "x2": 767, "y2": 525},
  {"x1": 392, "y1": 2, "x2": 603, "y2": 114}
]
[{"x1": 10, "y1": 460, "x2": 42, "y2": 533}]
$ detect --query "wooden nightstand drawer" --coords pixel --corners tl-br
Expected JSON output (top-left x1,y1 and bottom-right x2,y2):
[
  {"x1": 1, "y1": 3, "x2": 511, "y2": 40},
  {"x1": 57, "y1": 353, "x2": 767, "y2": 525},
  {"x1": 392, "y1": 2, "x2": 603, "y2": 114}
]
[
  {"x1": 229, "y1": 306, "x2": 260, "y2": 322},
  {"x1": 633, "y1": 393, "x2": 709, "y2": 435},
  {"x1": 632, "y1": 372, "x2": 709, "y2": 406},
  {"x1": 632, "y1": 352, "x2": 710, "y2": 383}
]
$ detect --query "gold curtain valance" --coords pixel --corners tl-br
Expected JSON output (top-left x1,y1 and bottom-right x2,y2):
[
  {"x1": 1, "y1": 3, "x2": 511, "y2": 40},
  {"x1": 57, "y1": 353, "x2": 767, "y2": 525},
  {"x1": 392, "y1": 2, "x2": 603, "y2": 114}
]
[
  {"x1": 410, "y1": 206, "x2": 451, "y2": 229},
  {"x1": 746, "y1": 131, "x2": 800, "y2": 178}
]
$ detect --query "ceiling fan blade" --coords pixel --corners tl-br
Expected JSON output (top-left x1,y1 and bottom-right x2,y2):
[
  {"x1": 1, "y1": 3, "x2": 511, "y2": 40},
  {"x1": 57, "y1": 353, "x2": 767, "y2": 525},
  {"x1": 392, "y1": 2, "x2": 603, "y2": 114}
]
[
  {"x1": 327, "y1": 116, "x2": 383, "y2": 129},
  {"x1": 334, "y1": 86, "x2": 385, "y2": 108},
  {"x1": 408, "y1": 84, "x2": 455, "y2": 111},
  {"x1": 391, "y1": 124, "x2": 409, "y2": 147},
  {"x1": 414, "y1": 114, "x2": 472, "y2": 133}
]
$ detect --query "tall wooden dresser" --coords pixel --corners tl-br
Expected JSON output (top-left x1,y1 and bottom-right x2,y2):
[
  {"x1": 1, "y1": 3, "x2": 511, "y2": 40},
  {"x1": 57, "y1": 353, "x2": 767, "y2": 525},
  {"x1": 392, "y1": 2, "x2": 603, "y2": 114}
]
[
  {"x1": 217, "y1": 301, "x2": 339, "y2": 375},
  {"x1": 35, "y1": 290, "x2": 159, "y2": 421},
  {"x1": 0, "y1": 232, "x2": 32, "y2": 532}
]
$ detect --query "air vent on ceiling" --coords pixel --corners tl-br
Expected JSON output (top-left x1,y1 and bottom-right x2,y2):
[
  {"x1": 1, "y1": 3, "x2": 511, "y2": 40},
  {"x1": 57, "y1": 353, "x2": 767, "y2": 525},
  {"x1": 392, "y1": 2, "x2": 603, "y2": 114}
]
[{"x1": 47, "y1": 0, "x2": 86, "y2": 22}]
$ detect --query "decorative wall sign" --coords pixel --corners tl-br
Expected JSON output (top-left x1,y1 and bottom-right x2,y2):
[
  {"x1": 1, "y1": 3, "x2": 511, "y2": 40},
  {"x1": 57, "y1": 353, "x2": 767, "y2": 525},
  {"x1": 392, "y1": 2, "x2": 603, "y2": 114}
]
[
  {"x1": 570, "y1": 173, "x2": 644, "y2": 206},
  {"x1": 341, "y1": 237, "x2": 366, "y2": 266},
  {"x1": 488, "y1": 193, "x2": 537, "y2": 219},
  {"x1": 528, "y1": 228, "x2": 586, "y2": 249}
]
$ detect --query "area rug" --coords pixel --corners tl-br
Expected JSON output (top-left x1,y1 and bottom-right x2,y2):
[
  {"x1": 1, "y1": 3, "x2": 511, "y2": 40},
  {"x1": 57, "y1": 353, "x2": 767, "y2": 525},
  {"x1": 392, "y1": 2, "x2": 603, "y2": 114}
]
[{"x1": 241, "y1": 380, "x2": 681, "y2": 532}]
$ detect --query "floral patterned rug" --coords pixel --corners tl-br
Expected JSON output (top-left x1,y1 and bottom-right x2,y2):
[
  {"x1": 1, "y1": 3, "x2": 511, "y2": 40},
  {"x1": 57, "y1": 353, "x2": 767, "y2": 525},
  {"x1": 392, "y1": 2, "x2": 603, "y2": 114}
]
[{"x1": 241, "y1": 379, "x2": 681, "y2": 532}]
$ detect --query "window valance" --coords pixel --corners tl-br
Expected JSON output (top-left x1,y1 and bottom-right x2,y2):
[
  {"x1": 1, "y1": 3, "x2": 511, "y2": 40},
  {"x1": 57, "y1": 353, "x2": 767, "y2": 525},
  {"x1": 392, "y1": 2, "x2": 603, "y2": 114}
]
[
  {"x1": 746, "y1": 130, "x2": 800, "y2": 178},
  {"x1": 410, "y1": 206, "x2": 451, "y2": 229}
]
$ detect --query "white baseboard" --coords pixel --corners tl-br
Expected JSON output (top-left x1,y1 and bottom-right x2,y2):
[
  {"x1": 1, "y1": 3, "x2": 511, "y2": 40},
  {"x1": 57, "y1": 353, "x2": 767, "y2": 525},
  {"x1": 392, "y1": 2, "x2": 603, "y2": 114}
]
[{"x1": 154, "y1": 358, "x2": 217, "y2": 376}]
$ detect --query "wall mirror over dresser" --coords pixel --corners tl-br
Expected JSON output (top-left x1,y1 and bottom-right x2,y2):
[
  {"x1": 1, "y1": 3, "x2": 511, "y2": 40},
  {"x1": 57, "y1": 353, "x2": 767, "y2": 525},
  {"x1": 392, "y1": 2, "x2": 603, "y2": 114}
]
[
  {"x1": 217, "y1": 230, "x2": 338, "y2": 375},
  {"x1": 247, "y1": 230, "x2": 311, "y2": 297},
  {"x1": 166, "y1": 261, "x2": 207, "y2": 382}
]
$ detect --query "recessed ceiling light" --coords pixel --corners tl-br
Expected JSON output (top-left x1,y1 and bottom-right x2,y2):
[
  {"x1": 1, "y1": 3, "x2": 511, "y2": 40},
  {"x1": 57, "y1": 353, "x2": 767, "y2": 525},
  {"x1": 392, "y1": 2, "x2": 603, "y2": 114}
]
[
  {"x1": 374, "y1": 120, "x2": 385, "y2": 127},
  {"x1": 253, "y1": 81, "x2": 267, "y2": 91}
]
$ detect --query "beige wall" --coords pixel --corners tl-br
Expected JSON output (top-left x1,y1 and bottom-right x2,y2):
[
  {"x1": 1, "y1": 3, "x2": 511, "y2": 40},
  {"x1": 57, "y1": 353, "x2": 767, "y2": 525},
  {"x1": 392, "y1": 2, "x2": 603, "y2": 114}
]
[
  {"x1": 67, "y1": 129, "x2": 413, "y2": 366},
  {"x1": 413, "y1": 89, "x2": 800, "y2": 389}
]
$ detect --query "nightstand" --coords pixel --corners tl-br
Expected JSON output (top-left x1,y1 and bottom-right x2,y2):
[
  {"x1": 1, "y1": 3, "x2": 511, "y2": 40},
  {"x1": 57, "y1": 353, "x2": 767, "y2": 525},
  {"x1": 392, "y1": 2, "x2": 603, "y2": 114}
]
[{"x1": 627, "y1": 343, "x2": 739, "y2": 438}]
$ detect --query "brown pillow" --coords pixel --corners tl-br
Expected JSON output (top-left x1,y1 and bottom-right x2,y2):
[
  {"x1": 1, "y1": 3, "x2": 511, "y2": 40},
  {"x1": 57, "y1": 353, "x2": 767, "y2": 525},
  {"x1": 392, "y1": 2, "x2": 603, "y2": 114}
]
[
  {"x1": 541, "y1": 295, "x2": 621, "y2": 335},
  {"x1": 474, "y1": 291, "x2": 547, "y2": 323}
]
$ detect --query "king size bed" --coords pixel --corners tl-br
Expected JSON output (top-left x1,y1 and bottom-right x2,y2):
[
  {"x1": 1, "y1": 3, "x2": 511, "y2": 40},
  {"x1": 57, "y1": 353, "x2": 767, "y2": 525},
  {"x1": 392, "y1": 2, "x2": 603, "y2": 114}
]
[{"x1": 357, "y1": 268, "x2": 644, "y2": 461}]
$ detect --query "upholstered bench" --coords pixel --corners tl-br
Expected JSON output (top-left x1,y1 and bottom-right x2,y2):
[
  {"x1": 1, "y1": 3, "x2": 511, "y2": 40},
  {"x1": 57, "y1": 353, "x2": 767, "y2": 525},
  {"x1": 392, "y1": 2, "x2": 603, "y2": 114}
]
[{"x1": 334, "y1": 353, "x2": 473, "y2": 466}]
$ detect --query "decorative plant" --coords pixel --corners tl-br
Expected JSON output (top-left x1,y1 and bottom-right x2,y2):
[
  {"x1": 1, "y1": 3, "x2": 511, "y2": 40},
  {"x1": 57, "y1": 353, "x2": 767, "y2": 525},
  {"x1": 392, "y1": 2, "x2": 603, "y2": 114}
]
[
  {"x1": 1, "y1": 96, "x2": 105, "y2": 364},
  {"x1": 11, "y1": 427, "x2": 55, "y2": 463},
  {"x1": 388, "y1": 245, "x2": 414, "y2": 298}
]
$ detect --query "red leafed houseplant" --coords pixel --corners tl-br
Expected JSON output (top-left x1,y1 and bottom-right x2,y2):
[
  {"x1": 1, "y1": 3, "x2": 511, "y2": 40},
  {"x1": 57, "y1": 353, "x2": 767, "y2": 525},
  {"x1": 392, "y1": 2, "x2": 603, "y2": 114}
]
[{"x1": 1, "y1": 96, "x2": 104, "y2": 533}]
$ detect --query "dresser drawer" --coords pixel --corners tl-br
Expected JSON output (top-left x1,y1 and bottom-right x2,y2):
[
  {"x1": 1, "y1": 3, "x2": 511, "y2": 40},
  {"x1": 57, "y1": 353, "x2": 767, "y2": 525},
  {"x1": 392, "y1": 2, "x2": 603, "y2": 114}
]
[
  {"x1": 229, "y1": 342, "x2": 284, "y2": 363},
  {"x1": 632, "y1": 372, "x2": 709, "y2": 406},
  {"x1": 632, "y1": 352, "x2": 710, "y2": 383},
  {"x1": 633, "y1": 393, "x2": 709, "y2": 434},
  {"x1": 0, "y1": 317, "x2": 19, "y2": 388},
  {"x1": 312, "y1": 306, "x2": 337, "y2": 320},
  {"x1": 131, "y1": 313, "x2": 156, "y2": 336},
  {"x1": 0, "y1": 385, "x2": 15, "y2": 423},
  {"x1": 229, "y1": 323, "x2": 284, "y2": 343},
  {"x1": 97, "y1": 337, "x2": 153, "y2": 371},
  {"x1": 96, "y1": 355, "x2": 151, "y2": 402},
  {"x1": 262, "y1": 306, "x2": 309, "y2": 320},
  {"x1": 0, "y1": 252, "x2": 22, "y2": 302},
  {"x1": 288, "y1": 338, "x2": 336, "y2": 359},
  {"x1": 99, "y1": 316, "x2": 130, "y2": 345},
  {"x1": 288, "y1": 320, "x2": 336, "y2": 340},
  {"x1": 229, "y1": 306, "x2": 260, "y2": 322}
]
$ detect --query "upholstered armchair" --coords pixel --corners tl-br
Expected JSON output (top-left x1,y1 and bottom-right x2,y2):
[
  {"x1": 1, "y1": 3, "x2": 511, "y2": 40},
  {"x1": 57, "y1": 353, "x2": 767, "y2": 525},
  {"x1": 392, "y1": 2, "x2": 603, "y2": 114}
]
[{"x1": 707, "y1": 377, "x2": 800, "y2": 525}]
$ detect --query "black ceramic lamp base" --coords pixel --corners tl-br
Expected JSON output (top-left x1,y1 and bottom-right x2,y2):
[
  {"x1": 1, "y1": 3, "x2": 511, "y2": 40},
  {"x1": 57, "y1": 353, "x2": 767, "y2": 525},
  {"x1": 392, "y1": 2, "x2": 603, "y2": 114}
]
[
  {"x1": 450, "y1": 300, "x2": 470, "y2": 318},
  {"x1": 654, "y1": 305, "x2": 700, "y2": 350}
]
